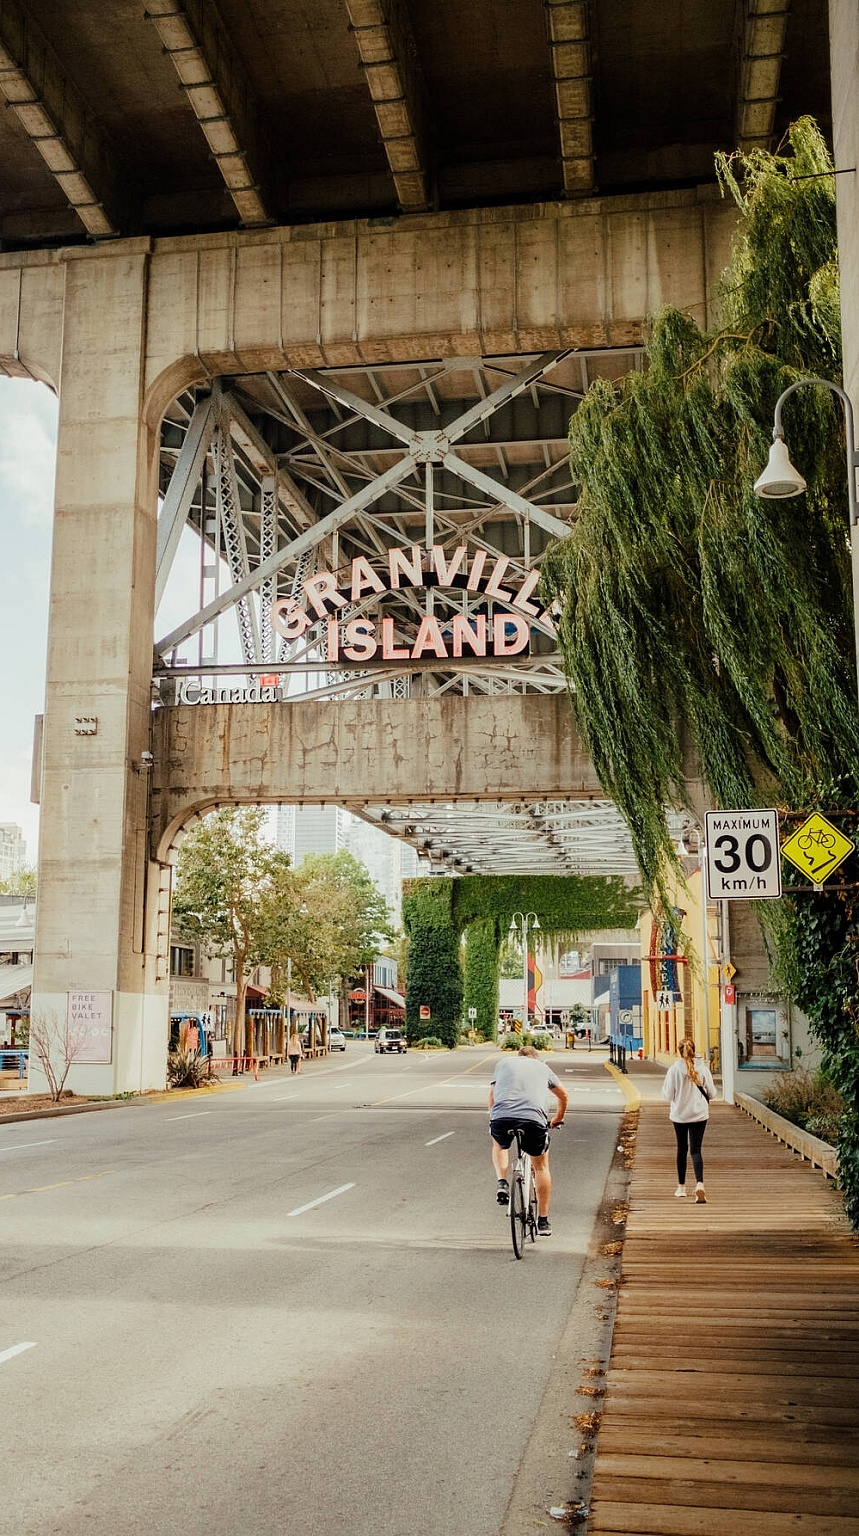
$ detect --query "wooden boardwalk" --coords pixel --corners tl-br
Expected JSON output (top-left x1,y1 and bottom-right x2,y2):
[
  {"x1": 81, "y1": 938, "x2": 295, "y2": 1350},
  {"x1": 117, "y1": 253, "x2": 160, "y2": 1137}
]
[{"x1": 587, "y1": 1100, "x2": 859, "y2": 1535}]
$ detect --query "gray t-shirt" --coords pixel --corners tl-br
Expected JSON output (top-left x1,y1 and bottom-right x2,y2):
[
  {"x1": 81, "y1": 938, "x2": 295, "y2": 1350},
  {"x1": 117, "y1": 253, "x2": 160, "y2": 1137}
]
[{"x1": 490, "y1": 1055, "x2": 562, "y2": 1126}]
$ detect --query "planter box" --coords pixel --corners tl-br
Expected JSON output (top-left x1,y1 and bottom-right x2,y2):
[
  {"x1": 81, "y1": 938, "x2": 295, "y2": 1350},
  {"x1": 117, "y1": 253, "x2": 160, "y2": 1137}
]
[{"x1": 736, "y1": 1092, "x2": 839, "y2": 1179}]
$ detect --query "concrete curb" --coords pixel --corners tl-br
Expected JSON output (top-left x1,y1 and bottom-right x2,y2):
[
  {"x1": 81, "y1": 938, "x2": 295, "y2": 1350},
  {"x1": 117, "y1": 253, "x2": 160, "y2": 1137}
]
[
  {"x1": 0, "y1": 1078, "x2": 247, "y2": 1126},
  {"x1": 603, "y1": 1061, "x2": 641, "y2": 1110}
]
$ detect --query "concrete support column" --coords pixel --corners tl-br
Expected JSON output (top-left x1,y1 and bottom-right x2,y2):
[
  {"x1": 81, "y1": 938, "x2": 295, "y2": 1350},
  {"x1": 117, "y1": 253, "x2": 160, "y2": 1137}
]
[
  {"x1": 830, "y1": 2, "x2": 859, "y2": 406},
  {"x1": 32, "y1": 245, "x2": 170, "y2": 1094}
]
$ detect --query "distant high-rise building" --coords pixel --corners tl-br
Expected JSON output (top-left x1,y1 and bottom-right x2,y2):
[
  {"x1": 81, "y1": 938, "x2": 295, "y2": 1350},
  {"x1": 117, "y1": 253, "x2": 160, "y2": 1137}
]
[
  {"x1": 276, "y1": 805, "x2": 415, "y2": 925},
  {"x1": 0, "y1": 825, "x2": 26, "y2": 884}
]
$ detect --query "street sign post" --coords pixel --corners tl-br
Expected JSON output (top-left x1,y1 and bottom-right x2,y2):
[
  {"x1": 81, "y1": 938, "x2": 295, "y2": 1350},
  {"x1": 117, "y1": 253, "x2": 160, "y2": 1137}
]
[
  {"x1": 467, "y1": 1007, "x2": 477, "y2": 1020},
  {"x1": 705, "y1": 809, "x2": 782, "y2": 900}
]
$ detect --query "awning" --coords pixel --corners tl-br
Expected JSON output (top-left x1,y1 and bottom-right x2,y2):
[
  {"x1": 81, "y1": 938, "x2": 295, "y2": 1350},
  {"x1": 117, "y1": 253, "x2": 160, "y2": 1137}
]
[
  {"x1": 374, "y1": 985, "x2": 406, "y2": 1009},
  {"x1": 0, "y1": 964, "x2": 33, "y2": 1008}
]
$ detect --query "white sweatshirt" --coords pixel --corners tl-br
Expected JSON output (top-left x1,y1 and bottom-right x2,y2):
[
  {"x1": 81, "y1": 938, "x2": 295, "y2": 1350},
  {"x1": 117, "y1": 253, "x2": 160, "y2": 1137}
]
[{"x1": 662, "y1": 1056, "x2": 717, "y2": 1123}]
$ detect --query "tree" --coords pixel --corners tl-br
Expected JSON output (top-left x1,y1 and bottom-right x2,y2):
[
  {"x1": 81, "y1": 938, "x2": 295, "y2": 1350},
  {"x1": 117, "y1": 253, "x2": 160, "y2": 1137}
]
[
  {"x1": 29, "y1": 1007, "x2": 88, "y2": 1101},
  {"x1": 0, "y1": 866, "x2": 37, "y2": 896},
  {"x1": 541, "y1": 117, "x2": 859, "y2": 1225},
  {"x1": 173, "y1": 807, "x2": 294, "y2": 1062},
  {"x1": 262, "y1": 850, "x2": 393, "y2": 1036}
]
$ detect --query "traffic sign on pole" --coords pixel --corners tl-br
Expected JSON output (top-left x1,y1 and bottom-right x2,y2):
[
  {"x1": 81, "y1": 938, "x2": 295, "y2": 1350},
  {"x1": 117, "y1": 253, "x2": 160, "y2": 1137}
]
[
  {"x1": 781, "y1": 811, "x2": 855, "y2": 885},
  {"x1": 705, "y1": 809, "x2": 781, "y2": 900}
]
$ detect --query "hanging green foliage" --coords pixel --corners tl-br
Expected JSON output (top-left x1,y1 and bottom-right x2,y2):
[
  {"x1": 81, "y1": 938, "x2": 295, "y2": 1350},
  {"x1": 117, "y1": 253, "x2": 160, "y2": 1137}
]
[
  {"x1": 541, "y1": 116, "x2": 859, "y2": 1224},
  {"x1": 404, "y1": 871, "x2": 640, "y2": 1044},
  {"x1": 462, "y1": 917, "x2": 501, "y2": 1040},
  {"x1": 401, "y1": 881, "x2": 463, "y2": 1046},
  {"x1": 450, "y1": 873, "x2": 639, "y2": 941}
]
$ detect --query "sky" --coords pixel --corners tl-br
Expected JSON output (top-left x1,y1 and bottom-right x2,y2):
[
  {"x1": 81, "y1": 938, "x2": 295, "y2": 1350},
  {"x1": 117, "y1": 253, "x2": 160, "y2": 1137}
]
[
  {"x1": 0, "y1": 376, "x2": 220, "y2": 864},
  {"x1": 0, "y1": 376, "x2": 57, "y2": 858}
]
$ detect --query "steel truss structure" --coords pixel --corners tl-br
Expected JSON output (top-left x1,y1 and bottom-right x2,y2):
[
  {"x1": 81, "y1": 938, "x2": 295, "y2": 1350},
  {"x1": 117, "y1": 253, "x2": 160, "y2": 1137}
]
[{"x1": 154, "y1": 346, "x2": 648, "y2": 875}]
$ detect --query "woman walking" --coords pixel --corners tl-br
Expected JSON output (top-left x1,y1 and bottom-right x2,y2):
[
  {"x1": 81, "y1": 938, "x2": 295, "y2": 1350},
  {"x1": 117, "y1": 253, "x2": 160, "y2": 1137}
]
[
  {"x1": 287, "y1": 1026, "x2": 304, "y2": 1075},
  {"x1": 662, "y1": 1036, "x2": 717, "y2": 1202}
]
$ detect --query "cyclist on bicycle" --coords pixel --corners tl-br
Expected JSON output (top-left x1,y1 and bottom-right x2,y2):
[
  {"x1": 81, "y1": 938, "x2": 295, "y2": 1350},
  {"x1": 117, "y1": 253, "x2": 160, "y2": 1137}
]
[{"x1": 488, "y1": 1045, "x2": 568, "y2": 1236}]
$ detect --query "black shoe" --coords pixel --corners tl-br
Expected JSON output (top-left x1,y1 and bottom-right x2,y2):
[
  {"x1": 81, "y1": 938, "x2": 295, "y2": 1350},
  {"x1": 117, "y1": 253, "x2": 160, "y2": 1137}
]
[
  {"x1": 537, "y1": 1216, "x2": 552, "y2": 1236},
  {"x1": 496, "y1": 1179, "x2": 509, "y2": 1206}
]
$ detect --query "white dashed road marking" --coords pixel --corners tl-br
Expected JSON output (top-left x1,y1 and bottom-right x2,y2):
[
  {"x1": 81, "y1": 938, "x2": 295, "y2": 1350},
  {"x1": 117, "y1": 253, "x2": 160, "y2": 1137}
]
[
  {"x1": 0, "y1": 1139, "x2": 56, "y2": 1153},
  {"x1": 0, "y1": 1342, "x2": 36, "y2": 1365},
  {"x1": 286, "y1": 1183, "x2": 356, "y2": 1218}
]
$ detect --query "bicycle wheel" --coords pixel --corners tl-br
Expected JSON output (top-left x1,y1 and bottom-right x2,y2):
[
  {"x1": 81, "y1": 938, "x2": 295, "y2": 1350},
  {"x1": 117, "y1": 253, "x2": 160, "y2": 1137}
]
[
  {"x1": 527, "y1": 1179, "x2": 538, "y2": 1243},
  {"x1": 510, "y1": 1172, "x2": 527, "y2": 1259}
]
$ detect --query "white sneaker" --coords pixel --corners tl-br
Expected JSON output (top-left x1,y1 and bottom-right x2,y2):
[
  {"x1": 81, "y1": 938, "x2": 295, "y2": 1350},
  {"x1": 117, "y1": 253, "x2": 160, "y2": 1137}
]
[
  {"x1": 674, "y1": 1186, "x2": 687, "y2": 1198},
  {"x1": 694, "y1": 1184, "x2": 707, "y2": 1203}
]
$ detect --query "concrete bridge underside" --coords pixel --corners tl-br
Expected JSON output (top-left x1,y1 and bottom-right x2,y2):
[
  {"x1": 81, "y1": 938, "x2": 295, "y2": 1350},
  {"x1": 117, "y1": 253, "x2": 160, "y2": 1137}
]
[
  {"x1": 12, "y1": 0, "x2": 859, "y2": 1095},
  {"x1": 151, "y1": 695, "x2": 603, "y2": 859}
]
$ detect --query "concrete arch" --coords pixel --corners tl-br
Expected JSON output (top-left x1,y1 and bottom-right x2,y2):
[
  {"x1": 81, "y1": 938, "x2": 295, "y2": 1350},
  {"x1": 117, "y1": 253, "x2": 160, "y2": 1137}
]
[
  {"x1": 150, "y1": 695, "x2": 601, "y2": 863},
  {"x1": 18, "y1": 193, "x2": 733, "y2": 1096}
]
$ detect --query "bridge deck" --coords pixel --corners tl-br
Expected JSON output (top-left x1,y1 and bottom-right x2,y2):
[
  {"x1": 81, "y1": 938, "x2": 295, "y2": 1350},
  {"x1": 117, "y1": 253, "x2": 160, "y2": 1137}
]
[{"x1": 587, "y1": 1101, "x2": 859, "y2": 1535}]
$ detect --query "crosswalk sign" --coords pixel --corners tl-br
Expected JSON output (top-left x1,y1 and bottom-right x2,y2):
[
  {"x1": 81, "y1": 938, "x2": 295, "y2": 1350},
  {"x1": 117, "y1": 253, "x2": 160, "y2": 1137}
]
[{"x1": 781, "y1": 812, "x2": 855, "y2": 884}]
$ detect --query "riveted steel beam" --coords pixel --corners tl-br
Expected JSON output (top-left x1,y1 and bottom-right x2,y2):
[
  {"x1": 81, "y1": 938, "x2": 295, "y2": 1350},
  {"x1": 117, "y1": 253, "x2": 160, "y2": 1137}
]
[
  {"x1": 545, "y1": 0, "x2": 595, "y2": 196},
  {"x1": 736, "y1": 0, "x2": 791, "y2": 151},
  {"x1": 146, "y1": 1, "x2": 272, "y2": 226},
  {"x1": 0, "y1": 0, "x2": 120, "y2": 236},
  {"x1": 344, "y1": 0, "x2": 432, "y2": 211}
]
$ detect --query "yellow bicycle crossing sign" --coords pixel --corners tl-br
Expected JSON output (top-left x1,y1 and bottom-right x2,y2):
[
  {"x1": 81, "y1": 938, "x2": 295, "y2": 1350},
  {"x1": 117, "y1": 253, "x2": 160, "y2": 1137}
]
[{"x1": 781, "y1": 812, "x2": 855, "y2": 884}]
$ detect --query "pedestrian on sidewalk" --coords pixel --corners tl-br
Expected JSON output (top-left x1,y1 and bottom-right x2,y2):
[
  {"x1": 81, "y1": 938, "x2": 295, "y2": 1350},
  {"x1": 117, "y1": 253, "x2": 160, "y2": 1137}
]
[
  {"x1": 662, "y1": 1036, "x2": 716, "y2": 1203},
  {"x1": 287, "y1": 1027, "x2": 304, "y2": 1075}
]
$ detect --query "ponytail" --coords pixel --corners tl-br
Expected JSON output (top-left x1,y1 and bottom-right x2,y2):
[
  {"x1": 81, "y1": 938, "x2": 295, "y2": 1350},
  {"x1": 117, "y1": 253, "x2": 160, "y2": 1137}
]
[{"x1": 678, "y1": 1036, "x2": 701, "y2": 1087}]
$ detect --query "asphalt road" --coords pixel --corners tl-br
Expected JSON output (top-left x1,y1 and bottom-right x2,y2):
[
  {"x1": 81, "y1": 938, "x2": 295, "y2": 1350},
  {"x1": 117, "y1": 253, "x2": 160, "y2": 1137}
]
[{"x1": 0, "y1": 1045, "x2": 624, "y2": 1536}]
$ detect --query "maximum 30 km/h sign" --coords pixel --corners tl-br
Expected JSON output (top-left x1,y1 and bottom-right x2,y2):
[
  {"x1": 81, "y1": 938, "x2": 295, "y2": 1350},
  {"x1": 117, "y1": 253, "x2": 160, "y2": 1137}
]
[{"x1": 705, "y1": 809, "x2": 782, "y2": 900}]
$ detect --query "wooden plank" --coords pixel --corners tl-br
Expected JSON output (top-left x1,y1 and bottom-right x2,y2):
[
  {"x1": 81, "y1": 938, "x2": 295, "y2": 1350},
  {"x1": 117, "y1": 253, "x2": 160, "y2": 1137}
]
[
  {"x1": 591, "y1": 1474, "x2": 858, "y2": 1516},
  {"x1": 586, "y1": 1502, "x2": 859, "y2": 1534},
  {"x1": 595, "y1": 1453, "x2": 859, "y2": 1490},
  {"x1": 586, "y1": 1098, "x2": 859, "y2": 1535}
]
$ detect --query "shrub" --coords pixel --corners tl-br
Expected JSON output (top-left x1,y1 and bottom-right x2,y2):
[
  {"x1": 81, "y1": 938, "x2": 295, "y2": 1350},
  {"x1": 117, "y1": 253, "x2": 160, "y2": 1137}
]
[
  {"x1": 412, "y1": 1036, "x2": 443, "y2": 1050},
  {"x1": 167, "y1": 1049, "x2": 211, "y2": 1089},
  {"x1": 502, "y1": 1034, "x2": 523, "y2": 1050},
  {"x1": 762, "y1": 1066, "x2": 845, "y2": 1144}
]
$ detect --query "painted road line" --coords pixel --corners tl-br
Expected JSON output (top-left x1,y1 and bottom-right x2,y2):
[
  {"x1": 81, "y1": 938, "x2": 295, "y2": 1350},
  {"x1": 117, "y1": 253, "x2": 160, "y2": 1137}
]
[
  {"x1": 273, "y1": 1093, "x2": 298, "y2": 1101},
  {"x1": 370, "y1": 1052, "x2": 495, "y2": 1108},
  {"x1": 425, "y1": 1131, "x2": 455, "y2": 1146},
  {"x1": 166, "y1": 1112, "x2": 212, "y2": 1122},
  {"x1": 0, "y1": 1342, "x2": 36, "y2": 1366},
  {"x1": 0, "y1": 1170, "x2": 117, "y2": 1202},
  {"x1": 286, "y1": 1183, "x2": 356, "y2": 1218},
  {"x1": 0, "y1": 1139, "x2": 57, "y2": 1153}
]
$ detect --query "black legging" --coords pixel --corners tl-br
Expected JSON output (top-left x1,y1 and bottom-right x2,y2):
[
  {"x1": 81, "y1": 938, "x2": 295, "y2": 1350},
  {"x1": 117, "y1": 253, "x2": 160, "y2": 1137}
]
[{"x1": 674, "y1": 1120, "x2": 706, "y2": 1184}]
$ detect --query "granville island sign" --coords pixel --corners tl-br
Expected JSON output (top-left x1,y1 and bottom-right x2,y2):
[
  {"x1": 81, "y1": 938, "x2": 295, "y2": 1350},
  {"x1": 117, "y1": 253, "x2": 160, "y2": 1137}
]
[{"x1": 172, "y1": 545, "x2": 552, "y2": 703}]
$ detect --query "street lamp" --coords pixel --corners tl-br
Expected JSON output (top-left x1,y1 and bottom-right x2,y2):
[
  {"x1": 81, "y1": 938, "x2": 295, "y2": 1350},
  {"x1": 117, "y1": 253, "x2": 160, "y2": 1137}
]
[
  {"x1": 509, "y1": 911, "x2": 540, "y2": 1031},
  {"x1": 754, "y1": 376, "x2": 859, "y2": 693}
]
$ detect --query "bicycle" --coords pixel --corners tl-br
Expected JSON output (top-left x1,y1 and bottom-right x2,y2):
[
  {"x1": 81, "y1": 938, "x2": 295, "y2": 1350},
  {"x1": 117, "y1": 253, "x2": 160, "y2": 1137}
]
[
  {"x1": 509, "y1": 1124, "x2": 538, "y2": 1258},
  {"x1": 507, "y1": 1120, "x2": 564, "y2": 1258}
]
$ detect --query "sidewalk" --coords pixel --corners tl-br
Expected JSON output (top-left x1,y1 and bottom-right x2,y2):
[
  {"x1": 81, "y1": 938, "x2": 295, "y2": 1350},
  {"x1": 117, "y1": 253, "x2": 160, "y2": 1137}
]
[{"x1": 587, "y1": 1067, "x2": 859, "y2": 1534}]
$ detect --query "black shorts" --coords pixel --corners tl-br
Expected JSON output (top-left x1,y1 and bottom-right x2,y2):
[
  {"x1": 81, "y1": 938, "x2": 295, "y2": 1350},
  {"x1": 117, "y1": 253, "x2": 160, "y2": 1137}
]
[{"x1": 490, "y1": 1118, "x2": 550, "y2": 1157}]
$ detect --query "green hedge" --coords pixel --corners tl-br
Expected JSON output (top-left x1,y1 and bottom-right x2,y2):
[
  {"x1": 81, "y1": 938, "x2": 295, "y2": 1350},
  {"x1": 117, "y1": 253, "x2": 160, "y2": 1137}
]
[
  {"x1": 462, "y1": 916, "x2": 501, "y2": 1040},
  {"x1": 402, "y1": 881, "x2": 463, "y2": 1047},
  {"x1": 403, "y1": 873, "x2": 640, "y2": 1045}
]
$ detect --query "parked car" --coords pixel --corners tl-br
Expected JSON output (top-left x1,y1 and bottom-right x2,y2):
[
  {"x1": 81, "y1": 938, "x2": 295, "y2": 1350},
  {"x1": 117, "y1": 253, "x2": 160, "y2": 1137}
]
[
  {"x1": 328, "y1": 1027, "x2": 346, "y2": 1052},
  {"x1": 375, "y1": 1028, "x2": 407, "y2": 1054}
]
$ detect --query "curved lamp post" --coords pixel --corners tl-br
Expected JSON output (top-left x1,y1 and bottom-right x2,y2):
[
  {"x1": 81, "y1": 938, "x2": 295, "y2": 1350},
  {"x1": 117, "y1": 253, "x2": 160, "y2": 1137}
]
[
  {"x1": 509, "y1": 910, "x2": 540, "y2": 1031},
  {"x1": 754, "y1": 376, "x2": 859, "y2": 693}
]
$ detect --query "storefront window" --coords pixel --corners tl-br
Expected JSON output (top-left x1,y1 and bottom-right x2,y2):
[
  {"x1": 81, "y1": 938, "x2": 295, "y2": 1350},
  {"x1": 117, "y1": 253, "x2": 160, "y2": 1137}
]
[{"x1": 748, "y1": 1007, "x2": 777, "y2": 1059}]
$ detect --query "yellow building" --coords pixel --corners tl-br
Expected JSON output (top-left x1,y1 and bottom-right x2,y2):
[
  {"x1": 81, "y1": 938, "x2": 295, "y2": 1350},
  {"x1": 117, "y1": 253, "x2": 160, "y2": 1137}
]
[{"x1": 640, "y1": 864, "x2": 721, "y2": 1070}]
